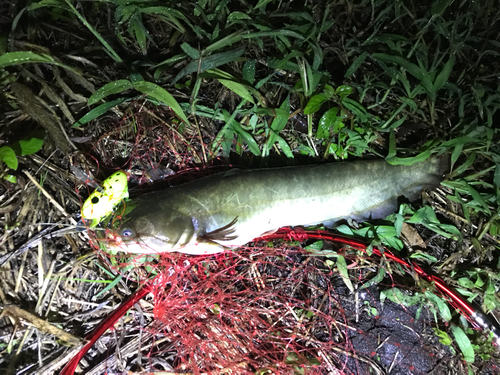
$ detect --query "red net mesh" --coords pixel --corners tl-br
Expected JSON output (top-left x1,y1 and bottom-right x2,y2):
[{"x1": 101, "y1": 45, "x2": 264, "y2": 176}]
[{"x1": 94, "y1": 244, "x2": 487, "y2": 374}]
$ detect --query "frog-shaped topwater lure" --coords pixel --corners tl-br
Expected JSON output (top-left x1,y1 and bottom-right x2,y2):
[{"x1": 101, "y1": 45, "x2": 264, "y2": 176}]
[{"x1": 81, "y1": 170, "x2": 129, "y2": 227}]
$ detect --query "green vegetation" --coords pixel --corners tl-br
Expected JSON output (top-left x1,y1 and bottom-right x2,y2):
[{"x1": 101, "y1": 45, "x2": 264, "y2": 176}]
[{"x1": 0, "y1": 137, "x2": 44, "y2": 183}]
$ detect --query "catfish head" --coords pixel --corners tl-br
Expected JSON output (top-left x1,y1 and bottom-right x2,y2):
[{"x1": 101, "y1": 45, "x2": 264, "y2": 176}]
[
  {"x1": 106, "y1": 203, "x2": 229, "y2": 255},
  {"x1": 107, "y1": 204, "x2": 197, "y2": 254}
]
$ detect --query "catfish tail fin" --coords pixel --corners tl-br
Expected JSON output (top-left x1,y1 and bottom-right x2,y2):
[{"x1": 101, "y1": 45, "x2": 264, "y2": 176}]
[{"x1": 400, "y1": 154, "x2": 450, "y2": 202}]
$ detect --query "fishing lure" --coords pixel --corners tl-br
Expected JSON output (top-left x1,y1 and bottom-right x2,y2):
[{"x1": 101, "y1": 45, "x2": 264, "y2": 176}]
[{"x1": 81, "y1": 170, "x2": 129, "y2": 226}]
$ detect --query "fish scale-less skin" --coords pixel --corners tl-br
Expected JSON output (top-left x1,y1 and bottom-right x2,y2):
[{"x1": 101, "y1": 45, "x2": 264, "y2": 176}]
[{"x1": 109, "y1": 157, "x2": 448, "y2": 254}]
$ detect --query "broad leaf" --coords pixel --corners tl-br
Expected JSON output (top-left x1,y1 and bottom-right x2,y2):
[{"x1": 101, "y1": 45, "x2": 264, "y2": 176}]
[
  {"x1": 0, "y1": 146, "x2": 18, "y2": 170},
  {"x1": 15, "y1": 138, "x2": 44, "y2": 156},
  {"x1": 304, "y1": 93, "x2": 328, "y2": 114}
]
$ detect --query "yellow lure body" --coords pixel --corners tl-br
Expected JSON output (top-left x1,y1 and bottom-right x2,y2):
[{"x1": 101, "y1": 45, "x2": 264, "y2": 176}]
[{"x1": 81, "y1": 170, "x2": 129, "y2": 225}]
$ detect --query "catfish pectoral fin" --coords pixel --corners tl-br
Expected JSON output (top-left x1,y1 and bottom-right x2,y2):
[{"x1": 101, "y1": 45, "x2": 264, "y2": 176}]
[{"x1": 200, "y1": 217, "x2": 239, "y2": 243}]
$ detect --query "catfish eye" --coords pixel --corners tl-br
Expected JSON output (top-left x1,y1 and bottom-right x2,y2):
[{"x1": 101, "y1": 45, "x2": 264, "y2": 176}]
[{"x1": 121, "y1": 228, "x2": 135, "y2": 237}]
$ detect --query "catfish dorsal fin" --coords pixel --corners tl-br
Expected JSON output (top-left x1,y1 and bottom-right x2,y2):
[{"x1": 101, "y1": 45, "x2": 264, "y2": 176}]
[{"x1": 223, "y1": 169, "x2": 241, "y2": 177}]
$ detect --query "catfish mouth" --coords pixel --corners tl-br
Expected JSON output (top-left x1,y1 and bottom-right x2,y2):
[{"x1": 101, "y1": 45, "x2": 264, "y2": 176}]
[
  {"x1": 98, "y1": 229, "x2": 126, "y2": 249},
  {"x1": 101, "y1": 228, "x2": 164, "y2": 254},
  {"x1": 101, "y1": 228, "x2": 144, "y2": 251}
]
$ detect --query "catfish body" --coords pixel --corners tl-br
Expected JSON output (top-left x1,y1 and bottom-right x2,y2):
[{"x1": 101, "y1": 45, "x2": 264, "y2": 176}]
[{"x1": 108, "y1": 157, "x2": 448, "y2": 255}]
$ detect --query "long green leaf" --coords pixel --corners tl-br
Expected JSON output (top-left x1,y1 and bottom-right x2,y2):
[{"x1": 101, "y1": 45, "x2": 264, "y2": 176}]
[
  {"x1": 73, "y1": 98, "x2": 126, "y2": 128},
  {"x1": 181, "y1": 42, "x2": 200, "y2": 59},
  {"x1": 94, "y1": 274, "x2": 124, "y2": 299},
  {"x1": 129, "y1": 15, "x2": 149, "y2": 55},
  {"x1": 263, "y1": 101, "x2": 289, "y2": 157},
  {"x1": 0, "y1": 51, "x2": 77, "y2": 73},
  {"x1": 0, "y1": 51, "x2": 55, "y2": 68},
  {"x1": 433, "y1": 56, "x2": 455, "y2": 93},
  {"x1": 270, "y1": 107, "x2": 289, "y2": 134},
  {"x1": 463, "y1": 182, "x2": 491, "y2": 214},
  {"x1": 425, "y1": 291, "x2": 451, "y2": 321},
  {"x1": 386, "y1": 150, "x2": 432, "y2": 165},
  {"x1": 171, "y1": 48, "x2": 245, "y2": 84},
  {"x1": 342, "y1": 98, "x2": 369, "y2": 123},
  {"x1": 431, "y1": 0, "x2": 454, "y2": 16},
  {"x1": 142, "y1": 7, "x2": 188, "y2": 33},
  {"x1": 231, "y1": 121, "x2": 260, "y2": 156},
  {"x1": 450, "y1": 325, "x2": 475, "y2": 363},
  {"x1": 242, "y1": 59, "x2": 256, "y2": 84},
  {"x1": 387, "y1": 130, "x2": 397, "y2": 159},
  {"x1": 64, "y1": 0, "x2": 122, "y2": 63},
  {"x1": 154, "y1": 54, "x2": 188, "y2": 69},
  {"x1": 373, "y1": 53, "x2": 426, "y2": 82},
  {"x1": 218, "y1": 79, "x2": 255, "y2": 103},
  {"x1": 227, "y1": 11, "x2": 252, "y2": 22},
  {"x1": 215, "y1": 104, "x2": 245, "y2": 156},
  {"x1": 203, "y1": 69, "x2": 257, "y2": 104},
  {"x1": 337, "y1": 255, "x2": 354, "y2": 293},
  {"x1": 276, "y1": 135, "x2": 293, "y2": 158},
  {"x1": 345, "y1": 52, "x2": 368, "y2": 78},
  {"x1": 133, "y1": 81, "x2": 188, "y2": 123},
  {"x1": 88, "y1": 80, "x2": 133, "y2": 105},
  {"x1": 205, "y1": 29, "x2": 304, "y2": 54},
  {"x1": 360, "y1": 267, "x2": 385, "y2": 290},
  {"x1": 254, "y1": 0, "x2": 274, "y2": 9}
]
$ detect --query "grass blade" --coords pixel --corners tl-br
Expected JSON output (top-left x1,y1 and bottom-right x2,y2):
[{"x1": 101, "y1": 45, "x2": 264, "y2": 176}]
[
  {"x1": 373, "y1": 53, "x2": 425, "y2": 82},
  {"x1": 203, "y1": 69, "x2": 256, "y2": 103},
  {"x1": 433, "y1": 56, "x2": 455, "y2": 92},
  {"x1": 181, "y1": 43, "x2": 200, "y2": 59},
  {"x1": 205, "y1": 30, "x2": 304, "y2": 54},
  {"x1": 0, "y1": 51, "x2": 77, "y2": 73},
  {"x1": 171, "y1": 48, "x2": 245, "y2": 84},
  {"x1": 133, "y1": 81, "x2": 189, "y2": 123},
  {"x1": 262, "y1": 98, "x2": 289, "y2": 157},
  {"x1": 231, "y1": 121, "x2": 260, "y2": 156},
  {"x1": 0, "y1": 51, "x2": 54, "y2": 68},
  {"x1": 73, "y1": 98, "x2": 126, "y2": 128},
  {"x1": 88, "y1": 80, "x2": 133, "y2": 106},
  {"x1": 63, "y1": 0, "x2": 122, "y2": 63},
  {"x1": 218, "y1": 79, "x2": 255, "y2": 103},
  {"x1": 450, "y1": 325, "x2": 475, "y2": 363},
  {"x1": 337, "y1": 255, "x2": 354, "y2": 293}
]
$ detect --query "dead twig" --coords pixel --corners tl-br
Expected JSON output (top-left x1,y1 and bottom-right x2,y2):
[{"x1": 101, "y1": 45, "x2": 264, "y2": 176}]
[
  {"x1": 1, "y1": 305, "x2": 81, "y2": 347},
  {"x1": 23, "y1": 170, "x2": 77, "y2": 224}
]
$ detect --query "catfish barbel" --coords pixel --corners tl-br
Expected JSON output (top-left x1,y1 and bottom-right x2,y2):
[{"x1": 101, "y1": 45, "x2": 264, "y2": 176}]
[{"x1": 107, "y1": 157, "x2": 448, "y2": 255}]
